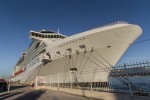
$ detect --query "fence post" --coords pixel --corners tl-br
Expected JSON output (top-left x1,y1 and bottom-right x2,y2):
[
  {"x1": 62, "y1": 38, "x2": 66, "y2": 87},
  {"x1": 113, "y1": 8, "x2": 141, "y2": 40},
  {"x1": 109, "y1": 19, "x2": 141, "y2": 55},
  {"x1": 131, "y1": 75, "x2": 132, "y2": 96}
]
[
  {"x1": 58, "y1": 74, "x2": 59, "y2": 91},
  {"x1": 89, "y1": 73, "x2": 93, "y2": 91},
  {"x1": 35, "y1": 76, "x2": 38, "y2": 88},
  {"x1": 124, "y1": 64, "x2": 132, "y2": 95},
  {"x1": 50, "y1": 75, "x2": 51, "y2": 87},
  {"x1": 70, "y1": 71, "x2": 72, "y2": 89}
]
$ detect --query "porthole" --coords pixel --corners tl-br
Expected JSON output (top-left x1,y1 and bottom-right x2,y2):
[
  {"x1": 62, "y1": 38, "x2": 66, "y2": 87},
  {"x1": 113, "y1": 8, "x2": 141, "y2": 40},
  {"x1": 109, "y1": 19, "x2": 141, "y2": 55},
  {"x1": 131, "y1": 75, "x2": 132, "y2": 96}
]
[{"x1": 107, "y1": 46, "x2": 111, "y2": 48}]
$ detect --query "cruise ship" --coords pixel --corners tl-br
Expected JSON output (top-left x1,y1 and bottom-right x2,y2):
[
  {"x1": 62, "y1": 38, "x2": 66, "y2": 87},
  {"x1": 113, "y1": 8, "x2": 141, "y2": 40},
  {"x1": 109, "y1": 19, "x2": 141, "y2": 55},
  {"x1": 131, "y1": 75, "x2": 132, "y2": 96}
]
[{"x1": 10, "y1": 21, "x2": 142, "y2": 84}]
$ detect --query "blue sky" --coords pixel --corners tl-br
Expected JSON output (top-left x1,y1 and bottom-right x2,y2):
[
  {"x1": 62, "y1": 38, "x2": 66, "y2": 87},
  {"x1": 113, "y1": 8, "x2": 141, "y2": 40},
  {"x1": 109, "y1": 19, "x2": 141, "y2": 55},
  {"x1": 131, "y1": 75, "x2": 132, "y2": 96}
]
[{"x1": 0, "y1": 0, "x2": 150, "y2": 78}]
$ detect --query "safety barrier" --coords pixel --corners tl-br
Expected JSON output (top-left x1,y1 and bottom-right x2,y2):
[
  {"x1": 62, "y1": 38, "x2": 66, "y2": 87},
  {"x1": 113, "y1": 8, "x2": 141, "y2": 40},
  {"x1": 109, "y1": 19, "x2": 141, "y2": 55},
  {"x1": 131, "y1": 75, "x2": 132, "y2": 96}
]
[{"x1": 35, "y1": 60, "x2": 150, "y2": 97}]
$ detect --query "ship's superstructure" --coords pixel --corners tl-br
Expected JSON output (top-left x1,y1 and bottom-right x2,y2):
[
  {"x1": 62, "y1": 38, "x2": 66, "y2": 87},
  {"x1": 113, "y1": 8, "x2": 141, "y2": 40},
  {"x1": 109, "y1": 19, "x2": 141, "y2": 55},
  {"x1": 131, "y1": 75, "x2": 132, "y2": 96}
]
[{"x1": 11, "y1": 21, "x2": 142, "y2": 84}]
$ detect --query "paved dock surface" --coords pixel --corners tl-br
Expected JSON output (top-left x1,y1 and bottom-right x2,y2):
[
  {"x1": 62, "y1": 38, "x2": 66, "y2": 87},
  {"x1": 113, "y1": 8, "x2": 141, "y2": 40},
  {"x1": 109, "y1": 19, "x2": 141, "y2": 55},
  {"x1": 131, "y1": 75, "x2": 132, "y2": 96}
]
[{"x1": 0, "y1": 86, "x2": 99, "y2": 100}]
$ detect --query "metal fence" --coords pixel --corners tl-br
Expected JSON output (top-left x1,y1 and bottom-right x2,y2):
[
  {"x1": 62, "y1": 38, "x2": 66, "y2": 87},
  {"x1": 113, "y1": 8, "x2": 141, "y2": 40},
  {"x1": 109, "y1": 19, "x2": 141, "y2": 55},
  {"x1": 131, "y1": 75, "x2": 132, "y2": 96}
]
[{"x1": 35, "y1": 60, "x2": 150, "y2": 96}]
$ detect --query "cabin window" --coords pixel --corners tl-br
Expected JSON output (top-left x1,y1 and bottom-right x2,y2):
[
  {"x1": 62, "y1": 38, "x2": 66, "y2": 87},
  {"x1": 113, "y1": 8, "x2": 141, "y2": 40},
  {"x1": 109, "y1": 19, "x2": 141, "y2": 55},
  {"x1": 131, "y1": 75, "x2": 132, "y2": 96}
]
[
  {"x1": 42, "y1": 35, "x2": 44, "y2": 38},
  {"x1": 51, "y1": 35, "x2": 54, "y2": 38},
  {"x1": 35, "y1": 33, "x2": 38, "y2": 37},
  {"x1": 45, "y1": 35, "x2": 48, "y2": 38},
  {"x1": 32, "y1": 33, "x2": 35, "y2": 36},
  {"x1": 54, "y1": 35, "x2": 56, "y2": 38},
  {"x1": 39, "y1": 34, "x2": 41, "y2": 37},
  {"x1": 48, "y1": 35, "x2": 50, "y2": 38}
]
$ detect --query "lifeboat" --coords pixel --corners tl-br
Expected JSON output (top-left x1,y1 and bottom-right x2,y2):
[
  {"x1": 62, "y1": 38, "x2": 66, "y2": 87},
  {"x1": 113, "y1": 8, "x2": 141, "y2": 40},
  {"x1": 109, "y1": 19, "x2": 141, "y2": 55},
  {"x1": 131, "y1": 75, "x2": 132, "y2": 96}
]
[{"x1": 14, "y1": 68, "x2": 26, "y2": 76}]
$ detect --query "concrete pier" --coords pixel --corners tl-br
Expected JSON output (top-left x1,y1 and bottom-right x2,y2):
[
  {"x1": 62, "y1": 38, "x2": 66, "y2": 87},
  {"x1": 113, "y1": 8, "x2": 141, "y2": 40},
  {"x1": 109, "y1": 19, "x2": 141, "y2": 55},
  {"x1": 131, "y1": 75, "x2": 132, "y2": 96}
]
[
  {"x1": 36, "y1": 86, "x2": 150, "y2": 100},
  {"x1": 0, "y1": 86, "x2": 98, "y2": 100}
]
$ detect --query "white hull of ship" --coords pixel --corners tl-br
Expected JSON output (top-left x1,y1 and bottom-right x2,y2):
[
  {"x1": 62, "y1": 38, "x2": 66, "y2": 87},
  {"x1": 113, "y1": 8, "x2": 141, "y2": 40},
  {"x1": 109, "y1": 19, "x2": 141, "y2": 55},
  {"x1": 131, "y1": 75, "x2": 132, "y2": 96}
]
[{"x1": 11, "y1": 23, "x2": 142, "y2": 84}]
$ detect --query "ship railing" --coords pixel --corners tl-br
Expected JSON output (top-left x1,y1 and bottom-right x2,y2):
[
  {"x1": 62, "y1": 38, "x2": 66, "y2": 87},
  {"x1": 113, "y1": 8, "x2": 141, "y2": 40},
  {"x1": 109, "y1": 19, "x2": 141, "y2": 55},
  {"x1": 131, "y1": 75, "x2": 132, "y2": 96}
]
[
  {"x1": 93, "y1": 21, "x2": 128, "y2": 30},
  {"x1": 35, "y1": 60, "x2": 150, "y2": 97}
]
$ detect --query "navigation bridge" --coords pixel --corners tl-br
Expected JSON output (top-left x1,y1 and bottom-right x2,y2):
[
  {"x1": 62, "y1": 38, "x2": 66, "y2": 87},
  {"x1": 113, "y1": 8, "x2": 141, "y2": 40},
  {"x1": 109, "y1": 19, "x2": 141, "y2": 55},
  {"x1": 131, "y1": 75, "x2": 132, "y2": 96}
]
[{"x1": 29, "y1": 30, "x2": 67, "y2": 40}]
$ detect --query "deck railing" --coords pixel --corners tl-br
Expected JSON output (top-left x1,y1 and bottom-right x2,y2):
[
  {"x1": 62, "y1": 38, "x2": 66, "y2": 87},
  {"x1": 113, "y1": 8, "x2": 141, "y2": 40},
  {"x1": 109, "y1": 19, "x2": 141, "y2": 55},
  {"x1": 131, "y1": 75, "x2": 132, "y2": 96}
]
[{"x1": 93, "y1": 21, "x2": 128, "y2": 29}]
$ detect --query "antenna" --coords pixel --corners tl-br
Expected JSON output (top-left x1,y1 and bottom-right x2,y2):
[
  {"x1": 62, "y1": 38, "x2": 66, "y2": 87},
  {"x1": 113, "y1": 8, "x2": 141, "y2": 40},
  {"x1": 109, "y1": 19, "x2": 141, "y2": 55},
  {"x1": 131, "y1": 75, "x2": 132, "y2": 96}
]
[{"x1": 57, "y1": 28, "x2": 59, "y2": 34}]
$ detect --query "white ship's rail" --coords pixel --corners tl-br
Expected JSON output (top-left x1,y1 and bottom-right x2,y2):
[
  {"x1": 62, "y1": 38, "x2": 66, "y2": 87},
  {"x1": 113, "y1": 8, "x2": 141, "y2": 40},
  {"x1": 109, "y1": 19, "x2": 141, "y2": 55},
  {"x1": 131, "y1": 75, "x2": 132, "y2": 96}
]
[{"x1": 93, "y1": 21, "x2": 128, "y2": 29}]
